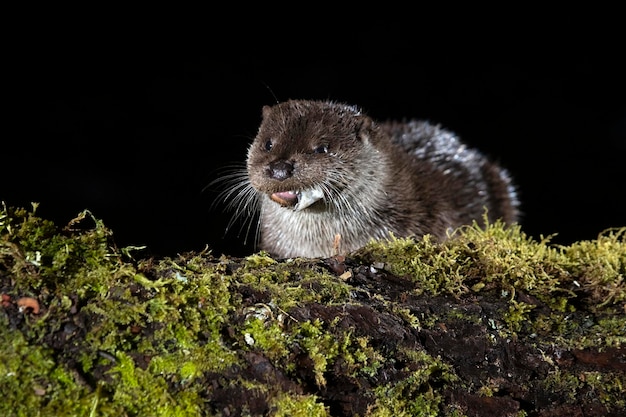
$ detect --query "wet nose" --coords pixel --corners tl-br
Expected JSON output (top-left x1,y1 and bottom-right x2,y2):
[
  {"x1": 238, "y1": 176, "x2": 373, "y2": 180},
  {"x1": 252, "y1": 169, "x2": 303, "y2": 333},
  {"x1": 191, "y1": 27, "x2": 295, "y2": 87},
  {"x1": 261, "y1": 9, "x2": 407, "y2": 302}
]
[{"x1": 268, "y1": 160, "x2": 294, "y2": 181}]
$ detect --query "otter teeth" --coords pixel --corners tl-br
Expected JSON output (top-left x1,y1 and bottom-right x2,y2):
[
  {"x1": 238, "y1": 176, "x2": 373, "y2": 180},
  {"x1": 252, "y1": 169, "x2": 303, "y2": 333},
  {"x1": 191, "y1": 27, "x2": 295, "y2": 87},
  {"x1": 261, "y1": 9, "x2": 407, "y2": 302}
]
[{"x1": 270, "y1": 189, "x2": 324, "y2": 211}]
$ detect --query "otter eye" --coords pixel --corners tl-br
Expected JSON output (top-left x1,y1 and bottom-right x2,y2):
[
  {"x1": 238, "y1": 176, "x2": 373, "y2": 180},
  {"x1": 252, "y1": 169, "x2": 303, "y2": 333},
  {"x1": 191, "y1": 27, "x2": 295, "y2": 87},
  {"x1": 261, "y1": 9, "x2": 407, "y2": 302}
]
[
  {"x1": 313, "y1": 145, "x2": 328, "y2": 154},
  {"x1": 264, "y1": 140, "x2": 273, "y2": 151}
]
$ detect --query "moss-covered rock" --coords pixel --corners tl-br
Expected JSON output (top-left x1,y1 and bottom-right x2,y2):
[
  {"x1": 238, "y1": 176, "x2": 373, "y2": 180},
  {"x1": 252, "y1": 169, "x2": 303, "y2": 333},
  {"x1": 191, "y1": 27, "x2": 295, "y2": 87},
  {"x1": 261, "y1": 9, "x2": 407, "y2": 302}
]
[{"x1": 1, "y1": 203, "x2": 624, "y2": 416}]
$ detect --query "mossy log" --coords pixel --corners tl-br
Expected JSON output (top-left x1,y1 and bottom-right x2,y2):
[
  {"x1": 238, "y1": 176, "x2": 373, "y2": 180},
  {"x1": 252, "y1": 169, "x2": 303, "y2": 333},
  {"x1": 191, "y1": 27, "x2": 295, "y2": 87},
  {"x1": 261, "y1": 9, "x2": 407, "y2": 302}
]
[{"x1": 1, "y1": 203, "x2": 624, "y2": 417}]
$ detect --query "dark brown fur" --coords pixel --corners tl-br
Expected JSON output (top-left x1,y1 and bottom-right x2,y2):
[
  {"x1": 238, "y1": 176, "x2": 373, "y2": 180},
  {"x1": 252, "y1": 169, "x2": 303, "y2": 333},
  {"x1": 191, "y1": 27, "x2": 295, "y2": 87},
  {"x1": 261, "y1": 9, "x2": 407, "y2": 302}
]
[{"x1": 236, "y1": 99, "x2": 519, "y2": 258}]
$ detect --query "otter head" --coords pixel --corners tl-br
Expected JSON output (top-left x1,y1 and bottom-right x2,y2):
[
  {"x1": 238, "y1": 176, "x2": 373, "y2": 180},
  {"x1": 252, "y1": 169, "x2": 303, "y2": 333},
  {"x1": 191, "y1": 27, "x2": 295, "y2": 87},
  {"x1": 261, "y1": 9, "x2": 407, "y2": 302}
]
[{"x1": 246, "y1": 100, "x2": 377, "y2": 211}]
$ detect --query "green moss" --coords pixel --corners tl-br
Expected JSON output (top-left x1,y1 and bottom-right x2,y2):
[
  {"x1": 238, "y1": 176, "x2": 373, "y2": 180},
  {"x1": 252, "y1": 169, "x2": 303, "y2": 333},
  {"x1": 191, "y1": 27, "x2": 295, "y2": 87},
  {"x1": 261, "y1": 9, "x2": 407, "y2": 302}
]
[
  {"x1": 357, "y1": 218, "x2": 626, "y2": 348},
  {"x1": 235, "y1": 256, "x2": 352, "y2": 311},
  {"x1": 241, "y1": 308, "x2": 386, "y2": 389},
  {"x1": 541, "y1": 368, "x2": 625, "y2": 410},
  {"x1": 542, "y1": 368, "x2": 581, "y2": 403},
  {"x1": 1, "y1": 204, "x2": 240, "y2": 415},
  {"x1": 503, "y1": 300, "x2": 536, "y2": 333},
  {"x1": 594, "y1": 316, "x2": 626, "y2": 347},
  {"x1": 0, "y1": 327, "x2": 80, "y2": 416},
  {"x1": 369, "y1": 350, "x2": 458, "y2": 417},
  {"x1": 357, "y1": 219, "x2": 576, "y2": 304},
  {"x1": 293, "y1": 319, "x2": 342, "y2": 387},
  {"x1": 357, "y1": 233, "x2": 471, "y2": 297},
  {"x1": 2, "y1": 204, "x2": 625, "y2": 415},
  {"x1": 344, "y1": 334, "x2": 385, "y2": 378},
  {"x1": 563, "y1": 228, "x2": 626, "y2": 310},
  {"x1": 270, "y1": 392, "x2": 330, "y2": 416},
  {"x1": 242, "y1": 316, "x2": 291, "y2": 362},
  {"x1": 392, "y1": 306, "x2": 422, "y2": 329},
  {"x1": 243, "y1": 251, "x2": 278, "y2": 268},
  {"x1": 580, "y1": 371, "x2": 625, "y2": 408},
  {"x1": 106, "y1": 351, "x2": 202, "y2": 416}
]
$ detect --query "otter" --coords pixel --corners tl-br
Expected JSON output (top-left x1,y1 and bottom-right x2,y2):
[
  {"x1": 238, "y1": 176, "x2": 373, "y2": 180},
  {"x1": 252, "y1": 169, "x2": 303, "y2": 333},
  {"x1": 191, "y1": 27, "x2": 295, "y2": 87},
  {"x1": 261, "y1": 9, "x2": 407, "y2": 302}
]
[{"x1": 217, "y1": 99, "x2": 520, "y2": 259}]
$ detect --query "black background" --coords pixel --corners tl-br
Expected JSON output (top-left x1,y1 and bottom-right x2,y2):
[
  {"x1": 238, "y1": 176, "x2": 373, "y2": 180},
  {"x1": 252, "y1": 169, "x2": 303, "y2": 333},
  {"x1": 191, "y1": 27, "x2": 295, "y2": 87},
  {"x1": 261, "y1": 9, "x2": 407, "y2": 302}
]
[{"x1": 5, "y1": 34, "x2": 625, "y2": 258}]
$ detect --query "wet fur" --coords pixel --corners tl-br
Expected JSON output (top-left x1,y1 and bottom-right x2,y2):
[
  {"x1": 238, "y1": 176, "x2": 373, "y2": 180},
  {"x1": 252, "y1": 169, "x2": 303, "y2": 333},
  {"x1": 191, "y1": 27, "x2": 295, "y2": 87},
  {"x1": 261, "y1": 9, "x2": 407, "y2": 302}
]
[{"x1": 216, "y1": 99, "x2": 520, "y2": 258}]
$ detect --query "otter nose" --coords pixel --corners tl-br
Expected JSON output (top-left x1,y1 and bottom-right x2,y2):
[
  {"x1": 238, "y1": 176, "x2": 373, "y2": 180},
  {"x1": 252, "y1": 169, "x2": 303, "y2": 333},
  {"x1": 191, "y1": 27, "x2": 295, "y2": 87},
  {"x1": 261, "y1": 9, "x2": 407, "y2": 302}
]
[{"x1": 268, "y1": 160, "x2": 294, "y2": 181}]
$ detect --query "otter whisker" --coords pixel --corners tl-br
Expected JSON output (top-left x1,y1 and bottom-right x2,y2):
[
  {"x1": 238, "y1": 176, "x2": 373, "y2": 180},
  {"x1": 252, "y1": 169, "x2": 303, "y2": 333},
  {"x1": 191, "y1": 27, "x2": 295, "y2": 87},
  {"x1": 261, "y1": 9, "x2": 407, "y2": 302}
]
[{"x1": 216, "y1": 99, "x2": 519, "y2": 258}]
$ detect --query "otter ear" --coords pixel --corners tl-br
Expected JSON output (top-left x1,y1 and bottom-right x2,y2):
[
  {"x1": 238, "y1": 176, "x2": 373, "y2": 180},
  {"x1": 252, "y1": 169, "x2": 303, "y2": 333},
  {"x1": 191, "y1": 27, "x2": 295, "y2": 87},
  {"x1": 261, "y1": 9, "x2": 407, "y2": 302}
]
[
  {"x1": 262, "y1": 105, "x2": 273, "y2": 119},
  {"x1": 355, "y1": 115, "x2": 376, "y2": 143}
]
